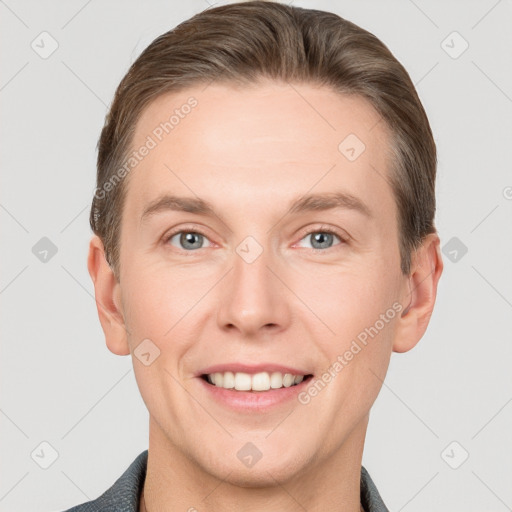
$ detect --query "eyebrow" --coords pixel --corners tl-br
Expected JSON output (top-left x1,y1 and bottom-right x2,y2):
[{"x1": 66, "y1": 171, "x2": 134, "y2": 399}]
[{"x1": 140, "y1": 191, "x2": 372, "y2": 224}]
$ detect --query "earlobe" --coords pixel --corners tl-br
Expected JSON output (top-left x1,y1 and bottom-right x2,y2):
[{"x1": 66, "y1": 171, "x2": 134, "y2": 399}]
[
  {"x1": 393, "y1": 233, "x2": 444, "y2": 353},
  {"x1": 87, "y1": 235, "x2": 131, "y2": 356}
]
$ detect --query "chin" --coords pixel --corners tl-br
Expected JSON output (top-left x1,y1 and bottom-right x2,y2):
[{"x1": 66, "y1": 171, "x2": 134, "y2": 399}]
[{"x1": 197, "y1": 444, "x2": 311, "y2": 488}]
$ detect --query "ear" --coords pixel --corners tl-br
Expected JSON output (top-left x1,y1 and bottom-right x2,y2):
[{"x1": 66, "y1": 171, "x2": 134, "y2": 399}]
[
  {"x1": 87, "y1": 235, "x2": 130, "y2": 356},
  {"x1": 393, "y1": 232, "x2": 444, "y2": 353}
]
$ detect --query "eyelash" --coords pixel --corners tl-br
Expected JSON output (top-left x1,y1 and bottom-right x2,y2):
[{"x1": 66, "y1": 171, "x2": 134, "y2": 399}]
[{"x1": 162, "y1": 224, "x2": 348, "y2": 253}]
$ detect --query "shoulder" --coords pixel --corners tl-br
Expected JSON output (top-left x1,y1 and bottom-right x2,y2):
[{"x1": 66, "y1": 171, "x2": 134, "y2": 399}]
[{"x1": 61, "y1": 450, "x2": 148, "y2": 512}]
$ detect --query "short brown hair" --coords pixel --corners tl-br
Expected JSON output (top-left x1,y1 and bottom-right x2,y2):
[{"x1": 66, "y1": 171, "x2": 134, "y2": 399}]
[{"x1": 91, "y1": 0, "x2": 437, "y2": 280}]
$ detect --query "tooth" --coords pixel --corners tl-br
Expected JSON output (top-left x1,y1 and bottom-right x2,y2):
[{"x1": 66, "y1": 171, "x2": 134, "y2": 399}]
[
  {"x1": 252, "y1": 372, "x2": 270, "y2": 391},
  {"x1": 234, "y1": 372, "x2": 252, "y2": 391},
  {"x1": 213, "y1": 372, "x2": 224, "y2": 387},
  {"x1": 223, "y1": 371, "x2": 235, "y2": 389},
  {"x1": 207, "y1": 371, "x2": 306, "y2": 390},
  {"x1": 282, "y1": 374, "x2": 294, "y2": 387},
  {"x1": 270, "y1": 372, "x2": 284, "y2": 389}
]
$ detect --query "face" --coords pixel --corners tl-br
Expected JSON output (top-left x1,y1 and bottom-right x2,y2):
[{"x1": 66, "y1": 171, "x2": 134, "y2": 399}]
[{"x1": 91, "y1": 81, "x2": 438, "y2": 486}]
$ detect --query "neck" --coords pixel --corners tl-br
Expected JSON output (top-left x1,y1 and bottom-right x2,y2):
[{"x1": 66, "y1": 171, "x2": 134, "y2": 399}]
[{"x1": 141, "y1": 415, "x2": 368, "y2": 512}]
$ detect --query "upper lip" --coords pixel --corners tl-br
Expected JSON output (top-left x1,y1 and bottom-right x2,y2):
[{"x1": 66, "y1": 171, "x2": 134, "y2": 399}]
[{"x1": 197, "y1": 363, "x2": 312, "y2": 377}]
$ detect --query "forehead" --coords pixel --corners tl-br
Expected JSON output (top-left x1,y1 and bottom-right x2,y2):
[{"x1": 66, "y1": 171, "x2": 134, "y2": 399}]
[{"x1": 124, "y1": 81, "x2": 394, "y2": 221}]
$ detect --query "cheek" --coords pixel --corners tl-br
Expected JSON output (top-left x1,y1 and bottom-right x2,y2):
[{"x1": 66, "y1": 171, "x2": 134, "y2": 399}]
[
  {"x1": 121, "y1": 239, "x2": 222, "y2": 379},
  {"x1": 295, "y1": 263, "x2": 398, "y2": 333},
  {"x1": 123, "y1": 269, "x2": 196, "y2": 412},
  {"x1": 295, "y1": 265, "x2": 401, "y2": 402},
  {"x1": 125, "y1": 272, "x2": 169, "y2": 329},
  {"x1": 306, "y1": 271, "x2": 399, "y2": 413},
  {"x1": 121, "y1": 263, "x2": 216, "y2": 353}
]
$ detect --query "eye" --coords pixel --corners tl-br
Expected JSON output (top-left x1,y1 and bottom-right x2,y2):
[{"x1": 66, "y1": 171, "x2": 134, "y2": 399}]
[
  {"x1": 296, "y1": 228, "x2": 345, "y2": 251},
  {"x1": 165, "y1": 230, "x2": 213, "y2": 251},
  {"x1": 163, "y1": 226, "x2": 346, "y2": 252}
]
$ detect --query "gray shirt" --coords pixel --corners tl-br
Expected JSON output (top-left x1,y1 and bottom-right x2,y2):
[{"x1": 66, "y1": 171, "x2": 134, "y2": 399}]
[{"x1": 62, "y1": 450, "x2": 389, "y2": 511}]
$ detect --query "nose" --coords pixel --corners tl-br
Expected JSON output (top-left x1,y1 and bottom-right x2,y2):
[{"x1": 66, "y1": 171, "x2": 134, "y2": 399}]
[{"x1": 216, "y1": 241, "x2": 291, "y2": 337}]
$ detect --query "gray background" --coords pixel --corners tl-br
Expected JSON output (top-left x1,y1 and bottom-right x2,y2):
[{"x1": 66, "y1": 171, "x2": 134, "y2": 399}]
[{"x1": 1, "y1": 0, "x2": 511, "y2": 510}]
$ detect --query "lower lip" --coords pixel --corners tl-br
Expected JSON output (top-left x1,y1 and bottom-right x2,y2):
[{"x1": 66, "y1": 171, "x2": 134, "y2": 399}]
[{"x1": 198, "y1": 376, "x2": 312, "y2": 412}]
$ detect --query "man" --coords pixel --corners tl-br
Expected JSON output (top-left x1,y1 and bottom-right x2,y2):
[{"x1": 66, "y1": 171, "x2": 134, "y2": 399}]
[{"x1": 65, "y1": 1, "x2": 443, "y2": 510}]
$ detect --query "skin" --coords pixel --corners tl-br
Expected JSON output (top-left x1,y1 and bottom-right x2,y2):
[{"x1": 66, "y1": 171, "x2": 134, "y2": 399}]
[{"x1": 88, "y1": 81, "x2": 443, "y2": 512}]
